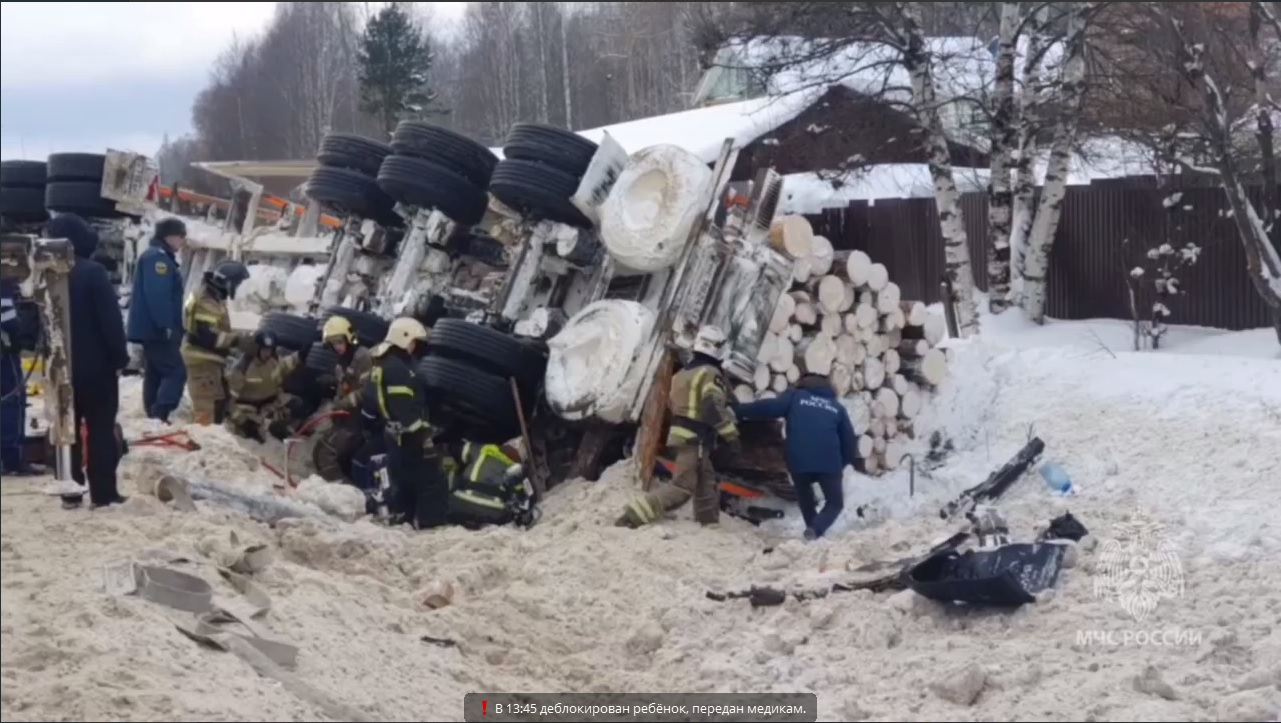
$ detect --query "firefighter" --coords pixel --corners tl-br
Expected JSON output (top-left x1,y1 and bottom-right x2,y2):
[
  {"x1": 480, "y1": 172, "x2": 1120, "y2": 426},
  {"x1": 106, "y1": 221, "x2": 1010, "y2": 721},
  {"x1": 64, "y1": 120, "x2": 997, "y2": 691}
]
[
  {"x1": 316, "y1": 316, "x2": 374, "y2": 410},
  {"x1": 225, "y1": 330, "x2": 302, "y2": 443},
  {"x1": 364, "y1": 317, "x2": 448, "y2": 529},
  {"x1": 446, "y1": 438, "x2": 539, "y2": 529},
  {"x1": 181, "y1": 259, "x2": 250, "y2": 425},
  {"x1": 617, "y1": 325, "x2": 740, "y2": 528}
]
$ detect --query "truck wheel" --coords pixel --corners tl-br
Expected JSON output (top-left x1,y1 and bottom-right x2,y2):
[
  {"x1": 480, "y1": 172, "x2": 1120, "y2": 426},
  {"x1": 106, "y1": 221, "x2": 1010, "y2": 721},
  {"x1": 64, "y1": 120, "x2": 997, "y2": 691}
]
[
  {"x1": 304, "y1": 166, "x2": 396, "y2": 222},
  {"x1": 426, "y1": 319, "x2": 546, "y2": 391},
  {"x1": 376, "y1": 155, "x2": 488, "y2": 225},
  {"x1": 488, "y1": 159, "x2": 591, "y2": 228},
  {"x1": 259, "y1": 312, "x2": 321, "y2": 352},
  {"x1": 324, "y1": 307, "x2": 389, "y2": 348},
  {"x1": 417, "y1": 356, "x2": 521, "y2": 442},
  {"x1": 45, "y1": 181, "x2": 119, "y2": 218},
  {"x1": 0, "y1": 160, "x2": 47, "y2": 188},
  {"x1": 46, "y1": 153, "x2": 106, "y2": 183},
  {"x1": 317, "y1": 133, "x2": 393, "y2": 177},
  {"x1": 502, "y1": 124, "x2": 598, "y2": 178},
  {"x1": 0, "y1": 187, "x2": 49, "y2": 218},
  {"x1": 304, "y1": 342, "x2": 340, "y2": 373},
  {"x1": 390, "y1": 122, "x2": 498, "y2": 187}
]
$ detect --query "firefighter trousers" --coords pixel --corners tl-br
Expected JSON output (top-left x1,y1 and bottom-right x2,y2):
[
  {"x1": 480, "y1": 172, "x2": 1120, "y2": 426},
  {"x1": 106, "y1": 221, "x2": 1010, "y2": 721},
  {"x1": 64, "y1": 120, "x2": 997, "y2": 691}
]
[
  {"x1": 619, "y1": 445, "x2": 719, "y2": 528},
  {"x1": 384, "y1": 428, "x2": 450, "y2": 530},
  {"x1": 186, "y1": 360, "x2": 228, "y2": 425}
]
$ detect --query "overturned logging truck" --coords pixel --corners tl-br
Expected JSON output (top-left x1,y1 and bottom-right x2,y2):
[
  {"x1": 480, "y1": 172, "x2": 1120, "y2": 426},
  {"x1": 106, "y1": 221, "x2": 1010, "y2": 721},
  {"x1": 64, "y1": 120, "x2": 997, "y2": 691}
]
[{"x1": 240, "y1": 124, "x2": 796, "y2": 496}]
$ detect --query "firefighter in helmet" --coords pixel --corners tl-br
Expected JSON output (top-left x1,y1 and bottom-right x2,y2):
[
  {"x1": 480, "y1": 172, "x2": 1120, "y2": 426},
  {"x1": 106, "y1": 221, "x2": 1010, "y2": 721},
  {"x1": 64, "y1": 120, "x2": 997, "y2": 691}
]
[
  {"x1": 225, "y1": 330, "x2": 302, "y2": 442},
  {"x1": 616, "y1": 325, "x2": 740, "y2": 528},
  {"x1": 181, "y1": 259, "x2": 250, "y2": 425}
]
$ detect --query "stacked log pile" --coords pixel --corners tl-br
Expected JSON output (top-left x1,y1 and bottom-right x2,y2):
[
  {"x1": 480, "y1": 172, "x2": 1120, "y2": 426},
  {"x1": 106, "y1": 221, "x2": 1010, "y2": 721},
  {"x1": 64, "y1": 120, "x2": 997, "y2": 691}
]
[{"x1": 735, "y1": 215, "x2": 950, "y2": 476}]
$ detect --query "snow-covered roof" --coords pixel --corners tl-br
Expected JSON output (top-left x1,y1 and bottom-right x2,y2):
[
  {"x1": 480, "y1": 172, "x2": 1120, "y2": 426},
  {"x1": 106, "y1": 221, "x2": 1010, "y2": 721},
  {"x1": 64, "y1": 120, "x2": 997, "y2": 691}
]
[
  {"x1": 779, "y1": 165, "x2": 991, "y2": 214},
  {"x1": 575, "y1": 92, "x2": 817, "y2": 163},
  {"x1": 712, "y1": 36, "x2": 994, "y2": 109}
]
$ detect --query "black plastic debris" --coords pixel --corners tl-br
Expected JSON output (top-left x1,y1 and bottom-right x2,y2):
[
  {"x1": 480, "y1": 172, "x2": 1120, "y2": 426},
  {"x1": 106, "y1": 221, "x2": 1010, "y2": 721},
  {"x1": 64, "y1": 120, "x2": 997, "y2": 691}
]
[
  {"x1": 1038, "y1": 512, "x2": 1089, "y2": 542},
  {"x1": 906, "y1": 542, "x2": 1067, "y2": 607}
]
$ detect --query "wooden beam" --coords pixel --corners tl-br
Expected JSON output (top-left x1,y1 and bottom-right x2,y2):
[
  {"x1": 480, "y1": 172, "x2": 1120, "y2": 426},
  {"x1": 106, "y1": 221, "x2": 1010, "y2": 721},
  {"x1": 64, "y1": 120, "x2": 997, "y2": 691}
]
[{"x1": 634, "y1": 349, "x2": 676, "y2": 492}]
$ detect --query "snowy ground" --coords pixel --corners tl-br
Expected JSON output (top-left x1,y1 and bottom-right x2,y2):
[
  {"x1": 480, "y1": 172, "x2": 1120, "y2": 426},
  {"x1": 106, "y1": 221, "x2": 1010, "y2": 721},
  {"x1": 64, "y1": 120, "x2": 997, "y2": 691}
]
[{"x1": 2, "y1": 316, "x2": 1279, "y2": 722}]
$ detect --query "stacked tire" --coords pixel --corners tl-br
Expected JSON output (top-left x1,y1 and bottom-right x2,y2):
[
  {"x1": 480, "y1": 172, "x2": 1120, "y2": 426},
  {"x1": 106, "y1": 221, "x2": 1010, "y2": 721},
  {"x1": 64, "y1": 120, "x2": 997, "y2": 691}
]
[
  {"x1": 419, "y1": 319, "x2": 548, "y2": 443},
  {"x1": 44, "y1": 153, "x2": 128, "y2": 219},
  {"x1": 304, "y1": 133, "x2": 400, "y2": 228},
  {"x1": 376, "y1": 122, "x2": 498, "y2": 226},
  {"x1": 489, "y1": 124, "x2": 599, "y2": 229},
  {"x1": 0, "y1": 160, "x2": 49, "y2": 228}
]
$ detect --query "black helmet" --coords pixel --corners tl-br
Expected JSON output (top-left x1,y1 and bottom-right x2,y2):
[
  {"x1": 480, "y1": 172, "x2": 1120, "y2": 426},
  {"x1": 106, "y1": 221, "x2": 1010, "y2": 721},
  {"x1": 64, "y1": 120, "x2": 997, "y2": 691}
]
[
  {"x1": 254, "y1": 329, "x2": 278, "y2": 350},
  {"x1": 208, "y1": 259, "x2": 250, "y2": 297}
]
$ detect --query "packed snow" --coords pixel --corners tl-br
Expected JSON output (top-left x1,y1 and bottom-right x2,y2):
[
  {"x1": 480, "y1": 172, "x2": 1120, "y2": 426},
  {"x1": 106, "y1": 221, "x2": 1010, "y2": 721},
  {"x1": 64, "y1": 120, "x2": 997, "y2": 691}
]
[{"x1": 2, "y1": 317, "x2": 1279, "y2": 722}]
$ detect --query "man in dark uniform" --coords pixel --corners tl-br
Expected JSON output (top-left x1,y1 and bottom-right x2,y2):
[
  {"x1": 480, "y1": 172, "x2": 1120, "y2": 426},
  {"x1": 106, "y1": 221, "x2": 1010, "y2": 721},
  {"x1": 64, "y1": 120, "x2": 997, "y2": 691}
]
[
  {"x1": 49, "y1": 214, "x2": 130, "y2": 508},
  {"x1": 363, "y1": 316, "x2": 448, "y2": 529},
  {"x1": 127, "y1": 217, "x2": 188, "y2": 422}
]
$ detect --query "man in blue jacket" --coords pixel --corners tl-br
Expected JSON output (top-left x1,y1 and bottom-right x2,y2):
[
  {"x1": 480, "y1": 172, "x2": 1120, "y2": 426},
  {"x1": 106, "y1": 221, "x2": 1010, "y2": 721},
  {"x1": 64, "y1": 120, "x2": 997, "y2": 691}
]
[
  {"x1": 49, "y1": 214, "x2": 130, "y2": 507},
  {"x1": 733, "y1": 373, "x2": 860, "y2": 540},
  {"x1": 1, "y1": 279, "x2": 42, "y2": 476},
  {"x1": 127, "y1": 217, "x2": 188, "y2": 422}
]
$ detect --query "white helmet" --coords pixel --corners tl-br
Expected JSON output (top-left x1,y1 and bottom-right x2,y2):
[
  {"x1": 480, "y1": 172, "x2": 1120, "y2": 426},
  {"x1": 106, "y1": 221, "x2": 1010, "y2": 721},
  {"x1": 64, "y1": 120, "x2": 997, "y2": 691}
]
[
  {"x1": 692, "y1": 325, "x2": 728, "y2": 361},
  {"x1": 379, "y1": 317, "x2": 429, "y2": 353}
]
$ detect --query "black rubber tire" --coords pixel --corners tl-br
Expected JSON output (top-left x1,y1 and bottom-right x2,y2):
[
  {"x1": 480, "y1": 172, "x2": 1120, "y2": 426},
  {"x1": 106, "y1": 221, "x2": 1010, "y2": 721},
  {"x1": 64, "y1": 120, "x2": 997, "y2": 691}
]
[
  {"x1": 304, "y1": 166, "x2": 397, "y2": 223},
  {"x1": 390, "y1": 122, "x2": 498, "y2": 187},
  {"x1": 46, "y1": 153, "x2": 106, "y2": 182},
  {"x1": 425, "y1": 319, "x2": 546, "y2": 391},
  {"x1": 323, "y1": 307, "x2": 389, "y2": 348},
  {"x1": 317, "y1": 133, "x2": 394, "y2": 177},
  {"x1": 0, "y1": 161, "x2": 47, "y2": 188},
  {"x1": 458, "y1": 233, "x2": 508, "y2": 268},
  {"x1": 376, "y1": 155, "x2": 489, "y2": 225},
  {"x1": 0, "y1": 187, "x2": 48, "y2": 217},
  {"x1": 44, "y1": 181, "x2": 119, "y2": 218},
  {"x1": 305, "y1": 342, "x2": 340, "y2": 373},
  {"x1": 258, "y1": 312, "x2": 321, "y2": 352},
  {"x1": 416, "y1": 356, "x2": 521, "y2": 443},
  {"x1": 502, "y1": 124, "x2": 599, "y2": 177},
  {"x1": 488, "y1": 159, "x2": 591, "y2": 228}
]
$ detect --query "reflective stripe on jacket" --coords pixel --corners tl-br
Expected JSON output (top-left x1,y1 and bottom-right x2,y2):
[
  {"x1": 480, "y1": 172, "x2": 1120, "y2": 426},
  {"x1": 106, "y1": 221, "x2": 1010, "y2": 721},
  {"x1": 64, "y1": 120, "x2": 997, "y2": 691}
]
[
  {"x1": 665, "y1": 362, "x2": 739, "y2": 447},
  {"x1": 180, "y1": 288, "x2": 236, "y2": 364}
]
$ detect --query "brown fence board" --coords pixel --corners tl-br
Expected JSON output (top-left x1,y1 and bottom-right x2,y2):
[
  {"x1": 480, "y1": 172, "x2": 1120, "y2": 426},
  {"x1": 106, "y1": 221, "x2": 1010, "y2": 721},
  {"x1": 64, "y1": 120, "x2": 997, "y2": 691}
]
[{"x1": 807, "y1": 182, "x2": 1280, "y2": 331}]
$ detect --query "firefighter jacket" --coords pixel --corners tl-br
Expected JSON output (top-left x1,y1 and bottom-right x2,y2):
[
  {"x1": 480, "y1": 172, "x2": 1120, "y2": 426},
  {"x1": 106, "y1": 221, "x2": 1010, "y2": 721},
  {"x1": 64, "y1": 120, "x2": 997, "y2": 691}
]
[
  {"x1": 363, "y1": 349, "x2": 429, "y2": 437},
  {"x1": 331, "y1": 345, "x2": 374, "y2": 408},
  {"x1": 665, "y1": 360, "x2": 739, "y2": 448},
  {"x1": 227, "y1": 353, "x2": 302, "y2": 406},
  {"x1": 180, "y1": 288, "x2": 239, "y2": 365}
]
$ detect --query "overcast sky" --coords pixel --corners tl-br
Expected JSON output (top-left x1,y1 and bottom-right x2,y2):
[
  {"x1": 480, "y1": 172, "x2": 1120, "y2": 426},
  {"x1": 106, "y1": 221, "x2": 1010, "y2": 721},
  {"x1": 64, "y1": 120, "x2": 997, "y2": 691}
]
[{"x1": 0, "y1": 1, "x2": 466, "y2": 162}]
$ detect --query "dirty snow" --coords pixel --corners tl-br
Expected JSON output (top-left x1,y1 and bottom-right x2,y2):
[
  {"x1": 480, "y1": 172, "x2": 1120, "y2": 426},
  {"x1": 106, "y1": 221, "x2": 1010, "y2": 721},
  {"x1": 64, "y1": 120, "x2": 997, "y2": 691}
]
[{"x1": 3, "y1": 318, "x2": 1281, "y2": 722}]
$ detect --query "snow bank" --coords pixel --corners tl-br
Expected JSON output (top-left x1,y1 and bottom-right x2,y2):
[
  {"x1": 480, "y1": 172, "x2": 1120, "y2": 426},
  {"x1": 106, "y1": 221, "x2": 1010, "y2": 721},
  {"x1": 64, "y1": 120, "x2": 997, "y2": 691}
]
[{"x1": 3, "y1": 314, "x2": 1280, "y2": 722}]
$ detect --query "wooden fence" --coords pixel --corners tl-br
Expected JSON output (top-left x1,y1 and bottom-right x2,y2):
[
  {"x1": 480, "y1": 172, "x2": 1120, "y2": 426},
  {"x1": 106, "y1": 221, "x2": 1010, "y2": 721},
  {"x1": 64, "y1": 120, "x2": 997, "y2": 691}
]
[{"x1": 806, "y1": 184, "x2": 1280, "y2": 331}]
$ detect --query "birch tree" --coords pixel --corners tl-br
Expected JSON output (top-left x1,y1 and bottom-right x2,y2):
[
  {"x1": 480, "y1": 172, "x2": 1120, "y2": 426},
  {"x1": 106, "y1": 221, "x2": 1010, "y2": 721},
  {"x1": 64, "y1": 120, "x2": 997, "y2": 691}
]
[
  {"x1": 1022, "y1": 2, "x2": 1096, "y2": 324},
  {"x1": 986, "y1": 1, "x2": 1021, "y2": 314},
  {"x1": 1155, "y1": 3, "x2": 1281, "y2": 341}
]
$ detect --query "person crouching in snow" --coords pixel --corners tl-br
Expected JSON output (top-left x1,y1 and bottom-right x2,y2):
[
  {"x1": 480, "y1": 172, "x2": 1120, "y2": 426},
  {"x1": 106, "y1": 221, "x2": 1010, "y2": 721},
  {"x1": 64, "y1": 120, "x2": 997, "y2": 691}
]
[
  {"x1": 616, "y1": 325, "x2": 740, "y2": 529},
  {"x1": 733, "y1": 372, "x2": 859, "y2": 540}
]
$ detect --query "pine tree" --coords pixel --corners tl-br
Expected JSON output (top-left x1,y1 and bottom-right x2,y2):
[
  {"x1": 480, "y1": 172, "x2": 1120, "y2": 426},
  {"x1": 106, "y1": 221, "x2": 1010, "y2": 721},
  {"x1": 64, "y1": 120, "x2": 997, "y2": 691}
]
[{"x1": 357, "y1": 3, "x2": 442, "y2": 135}]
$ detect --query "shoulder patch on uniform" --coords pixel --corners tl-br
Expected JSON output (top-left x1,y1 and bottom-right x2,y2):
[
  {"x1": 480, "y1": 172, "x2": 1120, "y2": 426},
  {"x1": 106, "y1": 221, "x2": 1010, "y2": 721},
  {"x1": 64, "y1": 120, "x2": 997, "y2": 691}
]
[{"x1": 154, "y1": 261, "x2": 168, "y2": 275}]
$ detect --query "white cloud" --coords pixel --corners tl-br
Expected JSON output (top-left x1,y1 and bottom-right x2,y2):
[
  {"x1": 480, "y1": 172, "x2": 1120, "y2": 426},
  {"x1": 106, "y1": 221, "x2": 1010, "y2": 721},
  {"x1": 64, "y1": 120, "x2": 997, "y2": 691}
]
[{"x1": 0, "y1": 2, "x2": 280, "y2": 91}]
